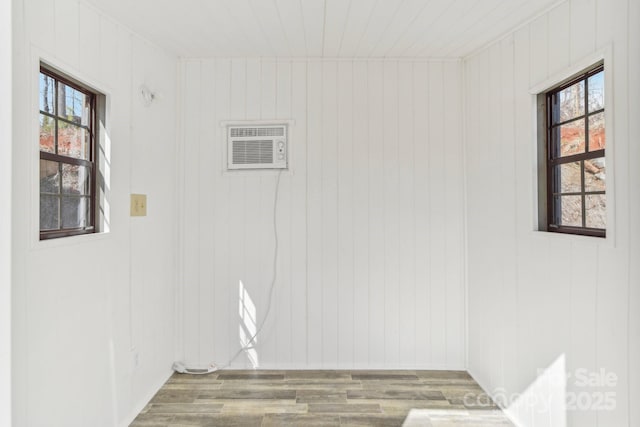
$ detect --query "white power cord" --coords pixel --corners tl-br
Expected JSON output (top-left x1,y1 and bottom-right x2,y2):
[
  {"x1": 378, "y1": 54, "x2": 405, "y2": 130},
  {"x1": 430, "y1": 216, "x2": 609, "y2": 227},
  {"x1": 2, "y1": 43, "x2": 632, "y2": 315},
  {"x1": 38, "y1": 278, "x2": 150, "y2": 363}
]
[
  {"x1": 172, "y1": 361, "x2": 217, "y2": 375},
  {"x1": 173, "y1": 170, "x2": 284, "y2": 375}
]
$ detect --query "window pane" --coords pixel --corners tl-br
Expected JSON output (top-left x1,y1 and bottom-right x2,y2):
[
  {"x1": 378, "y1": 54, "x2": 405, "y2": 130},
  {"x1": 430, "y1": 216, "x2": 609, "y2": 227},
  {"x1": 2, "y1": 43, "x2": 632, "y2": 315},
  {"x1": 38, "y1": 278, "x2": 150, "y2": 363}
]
[
  {"x1": 58, "y1": 83, "x2": 90, "y2": 126},
  {"x1": 552, "y1": 80, "x2": 584, "y2": 124},
  {"x1": 588, "y1": 112, "x2": 605, "y2": 151},
  {"x1": 588, "y1": 71, "x2": 604, "y2": 111},
  {"x1": 557, "y1": 119, "x2": 585, "y2": 157},
  {"x1": 556, "y1": 195, "x2": 582, "y2": 227},
  {"x1": 61, "y1": 196, "x2": 88, "y2": 229},
  {"x1": 58, "y1": 121, "x2": 89, "y2": 159},
  {"x1": 62, "y1": 164, "x2": 90, "y2": 195},
  {"x1": 40, "y1": 67, "x2": 98, "y2": 238},
  {"x1": 585, "y1": 157, "x2": 605, "y2": 192},
  {"x1": 554, "y1": 162, "x2": 581, "y2": 193},
  {"x1": 39, "y1": 159, "x2": 60, "y2": 194},
  {"x1": 39, "y1": 114, "x2": 55, "y2": 153},
  {"x1": 40, "y1": 73, "x2": 55, "y2": 114},
  {"x1": 40, "y1": 195, "x2": 59, "y2": 230},
  {"x1": 586, "y1": 194, "x2": 606, "y2": 229}
]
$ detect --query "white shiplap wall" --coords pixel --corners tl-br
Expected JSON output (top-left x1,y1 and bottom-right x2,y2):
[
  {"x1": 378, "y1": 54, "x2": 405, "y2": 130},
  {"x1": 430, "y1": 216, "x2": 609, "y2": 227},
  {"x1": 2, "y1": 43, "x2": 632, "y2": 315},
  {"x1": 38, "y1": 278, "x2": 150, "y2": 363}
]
[
  {"x1": 464, "y1": 0, "x2": 639, "y2": 426},
  {"x1": 177, "y1": 58, "x2": 466, "y2": 370},
  {"x1": 629, "y1": 3, "x2": 640, "y2": 427},
  {"x1": 11, "y1": 1, "x2": 178, "y2": 426},
  {"x1": 1, "y1": 0, "x2": 12, "y2": 424}
]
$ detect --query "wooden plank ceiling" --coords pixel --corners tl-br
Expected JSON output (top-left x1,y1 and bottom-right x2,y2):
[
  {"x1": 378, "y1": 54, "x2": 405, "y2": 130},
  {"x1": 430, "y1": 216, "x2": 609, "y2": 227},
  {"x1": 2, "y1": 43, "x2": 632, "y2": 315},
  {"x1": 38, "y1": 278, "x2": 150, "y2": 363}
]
[{"x1": 85, "y1": 0, "x2": 562, "y2": 58}]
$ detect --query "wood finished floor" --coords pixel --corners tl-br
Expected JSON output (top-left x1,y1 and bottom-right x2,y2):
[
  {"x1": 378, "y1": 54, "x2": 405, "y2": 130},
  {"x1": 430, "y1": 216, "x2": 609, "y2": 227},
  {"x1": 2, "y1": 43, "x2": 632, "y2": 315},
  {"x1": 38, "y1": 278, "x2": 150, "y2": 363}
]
[{"x1": 131, "y1": 370, "x2": 514, "y2": 426}]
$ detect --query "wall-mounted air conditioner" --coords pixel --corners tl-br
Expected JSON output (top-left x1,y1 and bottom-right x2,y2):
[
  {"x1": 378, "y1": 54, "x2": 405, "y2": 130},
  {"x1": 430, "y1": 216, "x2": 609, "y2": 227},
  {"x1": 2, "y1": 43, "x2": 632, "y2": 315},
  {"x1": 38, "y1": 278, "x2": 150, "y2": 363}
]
[{"x1": 227, "y1": 124, "x2": 288, "y2": 170}]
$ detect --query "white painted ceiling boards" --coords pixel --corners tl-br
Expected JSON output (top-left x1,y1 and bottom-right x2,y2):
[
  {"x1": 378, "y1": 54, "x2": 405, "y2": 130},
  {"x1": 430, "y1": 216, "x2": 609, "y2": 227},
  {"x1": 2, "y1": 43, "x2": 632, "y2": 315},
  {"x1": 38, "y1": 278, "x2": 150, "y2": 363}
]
[{"x1": 85, "y1": 0, "x2": 562, "y2": 58}]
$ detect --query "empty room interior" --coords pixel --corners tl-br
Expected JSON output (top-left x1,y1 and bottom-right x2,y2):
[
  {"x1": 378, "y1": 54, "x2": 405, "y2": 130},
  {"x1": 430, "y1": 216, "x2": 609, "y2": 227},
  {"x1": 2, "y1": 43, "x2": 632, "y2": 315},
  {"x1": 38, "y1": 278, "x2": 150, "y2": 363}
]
[{"x1": 1, "y1": 0, "x2": 640, "y2": 426}]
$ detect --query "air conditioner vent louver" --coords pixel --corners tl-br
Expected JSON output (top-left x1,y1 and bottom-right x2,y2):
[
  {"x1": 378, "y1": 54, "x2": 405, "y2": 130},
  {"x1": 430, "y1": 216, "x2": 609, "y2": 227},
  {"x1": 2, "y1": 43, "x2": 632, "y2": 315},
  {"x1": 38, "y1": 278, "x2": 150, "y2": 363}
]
[
  {"x1": 232, "y1": 140, "x2": 274, "y2": 164},
  {"x1": 230, "y1": 127, "x2": 284, "y2": 138},
  {"x1": 227, "y1": 124, "x2": 288, "y2": 170}
]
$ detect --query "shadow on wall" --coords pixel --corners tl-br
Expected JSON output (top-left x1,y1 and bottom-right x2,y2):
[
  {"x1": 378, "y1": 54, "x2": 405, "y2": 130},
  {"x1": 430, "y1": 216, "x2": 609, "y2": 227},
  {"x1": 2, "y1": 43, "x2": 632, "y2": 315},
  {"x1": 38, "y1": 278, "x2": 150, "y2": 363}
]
[
  {"x1": 502, "y1": 354, "x2": 617, "y2": 426},
  {"x1": 503, "y1": 355, "x2": 567, "y2": 426},
  {"x1": 402, "y1": 356, "x2": 569, "y2": 426},
  {"x1": 98, "y1": 115, "x2": 111, "y2": 233},
  {"x1": 239, "y1": 280, "x2": 259, "y2": 368}
]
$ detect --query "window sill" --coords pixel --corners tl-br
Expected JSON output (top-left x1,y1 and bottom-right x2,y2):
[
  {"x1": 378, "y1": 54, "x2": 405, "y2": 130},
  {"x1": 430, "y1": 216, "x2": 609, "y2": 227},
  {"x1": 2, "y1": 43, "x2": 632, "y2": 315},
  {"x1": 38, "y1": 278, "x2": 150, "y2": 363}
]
[
  {"x1": 531, "y1": 228, "x2": 614, "y2": 248},
  {"x1": 31, "y1": 230, "x2": 110, "y2": 251}
]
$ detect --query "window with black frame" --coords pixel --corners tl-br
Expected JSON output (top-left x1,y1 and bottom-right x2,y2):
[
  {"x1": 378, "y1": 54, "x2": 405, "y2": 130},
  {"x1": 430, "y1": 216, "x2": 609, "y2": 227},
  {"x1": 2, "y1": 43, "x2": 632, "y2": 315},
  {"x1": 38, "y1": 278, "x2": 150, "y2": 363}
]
[
  {"x1": 546, "y1": 64, "x2": 606, "y2": 237},
  {"x1": 39, "y1": 65, "x2": 97, "y2": 240}
]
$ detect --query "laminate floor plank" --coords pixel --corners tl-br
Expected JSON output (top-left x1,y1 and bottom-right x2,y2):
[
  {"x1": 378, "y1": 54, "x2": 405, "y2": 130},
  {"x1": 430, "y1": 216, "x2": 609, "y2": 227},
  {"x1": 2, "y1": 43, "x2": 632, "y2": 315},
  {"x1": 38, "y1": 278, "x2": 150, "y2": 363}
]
[
  {"x1": 295, "y1": 389, "x2": 348, "y2": 404},
  {"x1": 307, "y1": 403, "x2": 382, "y2": 414},
  {"x1": 339, "y1": 414, "x2": 406, "y2": 427},
  {"x1": 146, "y1": 403, "x2": 224, "y2": 414},
  {"x1": 130, "y1": 370, "x2": 514, "y2": 426},
  {"x1": 169, "y1": 414, "x2": 263, "y2": 426},
  {"x1": 285, "y1": 370, "x2": 353, "y2": 380},
  {"x1": 346, "y1": 389, "x2": 446, "y2": 400},
  {"x1": 196, "y1": 389, "x2": 296, "y2": 400},
  {"x1": 262, "y1": 414, "x2": 341, "y2": 426}
]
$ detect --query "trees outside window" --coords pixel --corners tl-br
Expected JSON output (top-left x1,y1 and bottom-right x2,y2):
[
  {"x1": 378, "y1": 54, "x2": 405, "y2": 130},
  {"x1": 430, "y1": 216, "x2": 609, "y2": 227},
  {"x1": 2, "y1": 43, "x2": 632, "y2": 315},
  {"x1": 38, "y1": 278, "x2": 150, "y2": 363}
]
[
  {"x1": 544, "y1": 64, "x2": 606, "y2": 238},
  {"x1": 39, "y1": 65, "x2": 98, "y2": 240}
]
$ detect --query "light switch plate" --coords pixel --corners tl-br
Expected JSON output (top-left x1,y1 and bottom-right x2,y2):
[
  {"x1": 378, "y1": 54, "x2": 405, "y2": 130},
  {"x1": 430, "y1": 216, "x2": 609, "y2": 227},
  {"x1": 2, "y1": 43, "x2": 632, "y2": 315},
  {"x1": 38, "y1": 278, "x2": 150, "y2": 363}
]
[{"x1": 130, "y1": 194, "x2": 147, "y2": 217}]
